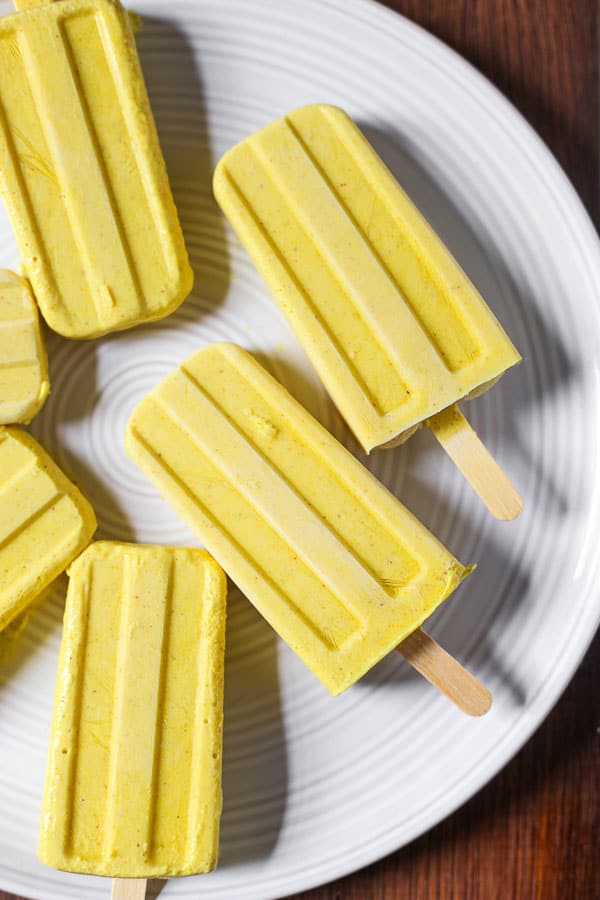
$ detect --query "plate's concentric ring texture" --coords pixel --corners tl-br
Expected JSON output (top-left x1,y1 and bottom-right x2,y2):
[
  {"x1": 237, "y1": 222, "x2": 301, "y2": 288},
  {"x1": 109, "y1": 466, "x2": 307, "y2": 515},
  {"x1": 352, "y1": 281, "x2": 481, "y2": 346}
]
[{"x1": 1, "y1": 1, "x2": 599, "y2": 898}]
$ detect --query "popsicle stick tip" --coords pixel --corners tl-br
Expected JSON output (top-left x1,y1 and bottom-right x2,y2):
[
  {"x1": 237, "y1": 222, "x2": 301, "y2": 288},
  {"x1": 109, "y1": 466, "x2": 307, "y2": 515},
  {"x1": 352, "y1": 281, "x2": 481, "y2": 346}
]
[
  {"x1": 494, "y1": 487, "x2": 523, "y2": 522},
  {"x1": 469, "y1": 685, "x2": 493, "y2": 717},
  {"x1": 397, "y1": 628, "x2": 492, "y2": 717},
  {"x1": 111, "y1": 878, "x2": 147, "y2": 900},
  {"x1": 428, "y1": 406, "x2": 523, "y2": 521}
]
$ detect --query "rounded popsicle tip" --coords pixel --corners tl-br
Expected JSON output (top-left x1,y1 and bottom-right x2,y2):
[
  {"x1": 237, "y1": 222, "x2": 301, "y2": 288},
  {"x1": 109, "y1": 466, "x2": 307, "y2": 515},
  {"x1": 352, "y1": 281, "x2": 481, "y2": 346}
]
[
  {"x1": 489, "y1": 484, "x2": 524, "y2": 521},
  {"x1": 462, "y1": 683, "x2": 493, "y2": 717}
]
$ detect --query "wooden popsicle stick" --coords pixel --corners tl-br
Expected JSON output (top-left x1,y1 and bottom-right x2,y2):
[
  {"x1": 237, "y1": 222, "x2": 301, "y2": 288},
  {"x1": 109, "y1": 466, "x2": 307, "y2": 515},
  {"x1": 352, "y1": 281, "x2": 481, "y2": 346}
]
[
  {"x1": 111, "y1": 878, "x2": 147, "y2": 900},
  {"x1": 397, "y1": 627, "x2": 492, "y2": 717},
  {"x1": 427, "y1": 404, "x2": 523, "y2": 521}
]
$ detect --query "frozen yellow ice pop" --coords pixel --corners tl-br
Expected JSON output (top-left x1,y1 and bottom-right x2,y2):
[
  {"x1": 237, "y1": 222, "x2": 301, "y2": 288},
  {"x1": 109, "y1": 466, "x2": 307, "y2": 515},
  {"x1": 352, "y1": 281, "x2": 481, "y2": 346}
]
[
  {"x1": 214, "y1": 104, "x2": 522, "y2": 519},
  {"x1": 0, "y1": 426, "x2": 95, "y2": 630},
  {"x1": 0, "y1": 270, "x2": 48, "y2": 423},
  {"x1": 126, "y1": 343, "x2": 487, "y2": 711},
  {"x1": 0, "y1": 0, "x2": 193, "y2": 339},
  {"x1": 39, "y1": 541, "x2": 227, "y2": 879}
]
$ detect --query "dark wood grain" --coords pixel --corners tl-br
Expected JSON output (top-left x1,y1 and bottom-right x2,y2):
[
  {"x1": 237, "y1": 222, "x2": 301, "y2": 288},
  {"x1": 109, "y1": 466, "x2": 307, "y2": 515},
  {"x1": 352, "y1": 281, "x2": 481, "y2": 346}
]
[
  {"x1": 379, "y1": 0, "x2": 599, "y2": 227},
  {"x1": 291, "y1": 639, "x2": 600, "y2": 900},
  {"x1": 1, "y1": 3, "x2": 597, "y2": 900}
]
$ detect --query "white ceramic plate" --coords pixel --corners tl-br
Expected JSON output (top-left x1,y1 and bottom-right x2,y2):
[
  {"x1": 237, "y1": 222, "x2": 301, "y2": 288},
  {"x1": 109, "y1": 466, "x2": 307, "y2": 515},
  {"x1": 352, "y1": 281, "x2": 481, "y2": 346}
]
[{"x1": 1, "y1": 0, "x2": 599, "y2": 897}]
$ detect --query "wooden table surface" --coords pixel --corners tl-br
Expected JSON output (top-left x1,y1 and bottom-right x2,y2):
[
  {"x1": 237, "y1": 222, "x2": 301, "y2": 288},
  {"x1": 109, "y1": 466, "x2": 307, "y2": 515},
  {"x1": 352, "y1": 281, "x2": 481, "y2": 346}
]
[{"x1": 2, "y1": 2, "x2": 598, "y2": 899}]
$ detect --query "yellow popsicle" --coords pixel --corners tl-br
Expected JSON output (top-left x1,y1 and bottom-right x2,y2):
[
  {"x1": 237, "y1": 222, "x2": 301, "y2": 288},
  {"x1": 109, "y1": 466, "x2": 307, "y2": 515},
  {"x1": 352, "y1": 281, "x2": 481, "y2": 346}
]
[
  {"x1": 126, "y1": 342, "x2": 473, "y2": 697},
  {"x1": 0, "y1": 270, "x2": 49, "y2": 424},
  {"x1": 0, "y1": 0, "x2": 193, "y2": 339},
  {"x1": 38, "y1": 541, "x2": 227, "y2": 878},
  {"x1": 0, "y1": 426, "x2": 96, "y2": 630},
  {"x1": 214, "y1": 105, "x2": 522, "y2": 517}
]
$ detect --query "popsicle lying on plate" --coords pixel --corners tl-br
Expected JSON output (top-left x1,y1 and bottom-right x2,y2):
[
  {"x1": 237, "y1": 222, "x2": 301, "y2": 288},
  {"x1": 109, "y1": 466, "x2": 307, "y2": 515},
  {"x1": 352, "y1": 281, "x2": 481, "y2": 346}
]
[
  {"x1": 0, "y1": 0, "x2": 193, "y2": 339},
  {"x1": 39, "y1": 542, "x2": 227, "y2": 895},
  {"x1": 0, "y1": 426, "x2": 95, "y2": 631},
  {"x1": 214, "y1": 104, "x2": 522, "y2": 519},
  {"x1": 127, "y1": 342, "x2": 490, "y2": 716},
  {"x1": 0, "y1": 270, "x2": 49, "y2": 424}
]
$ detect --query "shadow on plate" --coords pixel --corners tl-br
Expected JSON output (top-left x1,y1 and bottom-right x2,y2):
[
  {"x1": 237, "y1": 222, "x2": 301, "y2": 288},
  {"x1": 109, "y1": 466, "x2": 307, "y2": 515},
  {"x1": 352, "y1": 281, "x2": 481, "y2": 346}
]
[
  {"x1": 0, "y1": 578, "x2": 67, "y2": 686},
  {"x1": 146, "y1": 878, "x2": 168, "y2": 899},
  {"x1": 351, "y1": 122, "x2": 574, "y2": 514},
  {"x1": 65, "y1": 451, "x2": 137, "y2": 543},
  {"x1": 358, "y1": 473, "x2": 529, "y2": 708},
  {"x1": 136, "y1": 15, "x2": 231, "y2": 328},
  {"x1": 216, "y1": 346, "x2": 529, "y2": 709},
  {"x1": 379, "y1": 630, "x2": 600, "y2": 887},
  {"x1": 28, "y1": 340, "x2": 136, "y2": 540},
  {"x1": 246, "y1": 346, "x2": 529, "y2": 707},
  {"x1": 218, "y1": 583, "x2": 288, "y2": 867},
  {"x1": 251, "y1": 350, "x2": 365, "y2": 456},
  {"x1": 31, "y1": 325, "x2": 99, "y2": 427}
]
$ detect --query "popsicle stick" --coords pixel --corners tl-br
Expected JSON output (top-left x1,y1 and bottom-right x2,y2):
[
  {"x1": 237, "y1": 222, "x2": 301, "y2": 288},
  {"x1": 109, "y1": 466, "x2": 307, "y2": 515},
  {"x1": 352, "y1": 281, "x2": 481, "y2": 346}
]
[
  {"x1": 427, "y1": 404, "x2": 523, "y2": 521},
  {"x1": 397, "y1": 627, "x2": 491, "y2": 716},
  {"x1": 111, "y1": 879, "x2": 147, "y2": 900}
]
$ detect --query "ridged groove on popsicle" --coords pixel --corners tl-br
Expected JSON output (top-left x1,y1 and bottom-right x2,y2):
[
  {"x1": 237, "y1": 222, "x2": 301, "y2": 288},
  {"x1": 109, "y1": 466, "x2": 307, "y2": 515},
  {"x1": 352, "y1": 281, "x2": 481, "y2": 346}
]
[
  {"x1": 126, "y1": 343, "x2": 471, "y2": 695},
  {"x1": 131, "y1": 359, "x2": 423, "y2": 653},
  {"x1": 286, "y1": 107, "x2": 480, "y2": 372},
  {"x1": 0, "y1": 272, "x2": 48, "y2": 427},
  {"x1": 213, "y1": 104, "x2": 521, "y2": 451},
  {"x1": 0, "y1": 461, "x2": 59, "y2": 545},
  {"x1": 22, "y1": 15, "x2": 144, "y2": 323},
  {"x1": 0, "y1": 0, "x2": 193, "y2": 338},
  {"x1": 0, "y1": 427, "x2": 96, "y2": 630},
  {"x1": 219, "y1": 148, "x2": 416, "y2": 418},
  {"x1": 101, "y1": 553, "x2": 173, "y2": 863},
  {"x1": 40, "y1": 544, "x2": 225, "y2": 876},
  {"x1": 146, "y1": 373, "x2": 370, "y2": 649}
]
